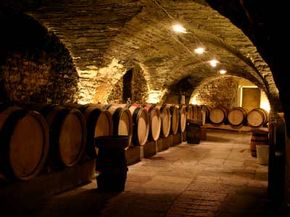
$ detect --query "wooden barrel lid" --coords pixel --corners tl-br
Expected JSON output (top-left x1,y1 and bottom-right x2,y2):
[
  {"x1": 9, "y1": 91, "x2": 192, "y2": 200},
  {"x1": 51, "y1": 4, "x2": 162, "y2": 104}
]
[
  {"x1": 105, "y1": 105, "x2": 132, "y2": 148},
  {"x1": 94, "y1": 111, "x2": 112, "y2": 137},
  {"x1": 201, "y1": 105, "x2": 210, "y2": 124},
  {"x1": 187, "y1": 105, "x2": 193, "y2": 120},
  {"x1": 137, "y1": 109, "x2": 149, "y2": 145},
  {"x1": 209, "y1": 107, "x2": 227, "y2": 124},
  {"x1": 82, "y1": 106, "x2": 112, "y2": 158},
  {"x1": 170, "y1": 105, "x2": 179, "y2": 135},
  {"x1": 58, "y1": 109, "x2": 86, "y2": 167},
  {"x1": 143, "y1": 104, "x2": 161, "y2": 141},
  {"x1": 228, "y1": 107, "x2": 246, "y2": 126},
  {"x1": 247, "y1": 108, "x2": 268, "y2": 127},
  {"x1": 129, "y1": 106, "x2": 149, "y2": 146},
  {"x1": 150, "y1": 108, "x2": 161, "y2": 141},
  {"x1": 0, "y1": 107, "x2": 49, "y2": 180},
  {"x1": 179, "y1": 106, "x2": 187, "y2": 132},
  {"x1": 156, "y1": 106, "x2": 171, "y2": 137},
  {"x1": 118, "y1": 109, "x2": 131, "y2": 136}
]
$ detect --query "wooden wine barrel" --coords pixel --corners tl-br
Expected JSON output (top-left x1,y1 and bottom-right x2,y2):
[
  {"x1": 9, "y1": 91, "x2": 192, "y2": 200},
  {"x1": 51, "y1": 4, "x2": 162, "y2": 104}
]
[
  {"x1": 129, "y1": 105, "x2": 149, "y2": 146},
  {"x1": 179, "y1": 105, "x2": 187, "y2": 133},
  {"x1": 0, "y1": 106, "x2": 49, "y2": 180},
  {"x1": 247, "y1": 108, "x2": 268, "y2": 128},
  {"x1": 209, "y1": 106, "x2": 227, "y2": 125},
  {"x1": 143, "y1": 104, "x2": 161, "y2": 141},
  {"x1": 186, "y1": 120, "x2": 201, "y2": 144},
  {"x1": 43, "y1": 106, "x2": 86, "y2": 168},
  {"x1": 192, "y1": 105, "x2": 202, "y2": 122},
  {"x1": 155, "y1": 105, "x2": 171, "y2": 138},
  {"x1": 81, "y1": 105, "x2": 113, "y2": 158},
  {"x1": 228, "y1": 107, "x2": 247, "y2": 127},
  {"x1": 105, "y1": 104, "x2": 133, "y2": 149},
  {"x1": 187, "y1": 105, "x2": 193, "y2": 120},
  {"x1": 250, "y1": 129, "x2": 269, "y2": 157},
  {"x1": 168, "y1": 105, "x2": 180, "y2": 135},
  {"x1": 201, "y1": 105, "x2": 210, "y2": 124}
]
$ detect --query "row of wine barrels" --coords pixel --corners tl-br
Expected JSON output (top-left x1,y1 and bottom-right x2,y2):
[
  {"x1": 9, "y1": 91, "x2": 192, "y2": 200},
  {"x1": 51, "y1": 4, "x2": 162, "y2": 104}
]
[
  {"x1": 0, "y1": 106, "x2": 49, "y2": 181},
  {"x1": 208, "y1": 106, "x2": 268, "y2": 128},
  {"x1": 0, "y1": 102, "x2": 186, "y2": 181}
]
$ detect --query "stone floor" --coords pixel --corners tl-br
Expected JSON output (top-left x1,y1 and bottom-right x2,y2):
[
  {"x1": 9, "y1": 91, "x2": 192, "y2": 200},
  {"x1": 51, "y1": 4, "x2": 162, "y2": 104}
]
[{"x1": 0, "y1": 130, "x2": 285, "y2": 217}]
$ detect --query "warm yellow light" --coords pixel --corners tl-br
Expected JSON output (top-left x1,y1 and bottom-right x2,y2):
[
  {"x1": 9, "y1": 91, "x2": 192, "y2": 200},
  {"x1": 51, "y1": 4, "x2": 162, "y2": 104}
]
[
  {"x1": 209, "y1": 59, "x2": 219, "y2": 67},
  {"x1": 147, "y1": 90, "x2": 162, "y2": 104},
  {"x1": 260, "y1": 91, "x2": 271, "y2": 112},
  {"x1": 189, "y1": 95, "x2": 200, "y2": 105},
  {"x1": 172, "y1": 24, "x2": 187, "y2": 33},
  {"x1": 219, "y1": 69, "x2": 227, "y2": 74},
  {"x1": 194, "y1": 47, "x2": 205, "y2": 55}
]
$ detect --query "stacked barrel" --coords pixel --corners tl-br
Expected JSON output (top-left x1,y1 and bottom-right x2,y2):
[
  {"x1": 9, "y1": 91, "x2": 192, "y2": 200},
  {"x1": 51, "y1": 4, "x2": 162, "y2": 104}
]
[
  {"x1": 0, "y1": 102, "x2": 269, "y2": 183},
  {"x1": 203, "y1": 106, "x2": 269, "y2": 129},
  {"x1": 0, "y1": 104, "x2": 89, "y2": 181}
]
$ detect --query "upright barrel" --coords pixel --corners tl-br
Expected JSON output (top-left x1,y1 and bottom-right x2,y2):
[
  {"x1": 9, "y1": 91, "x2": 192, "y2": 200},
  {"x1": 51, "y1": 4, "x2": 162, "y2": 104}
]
[
  {"x1": 43, "y1": 105, "x2": 86, "y2": 168},
  {"x1": 129, "y1": 104, "x2": 149, "y2": 146},
  {"x1": 228, "y1": 107, "x2": 247, "y2": 127},
  {"x1": 247, "y1": 108, "x2": 268, "y2": 128},
  {"x1": 143, "y1": 104, "x2": 161, "y2": 141},
  {"x1": 0, "y1": 106, "x2": 49, "y2": 180},
  {"x1": 250, "y1": 129, "x2": 269, "y2": 157}
]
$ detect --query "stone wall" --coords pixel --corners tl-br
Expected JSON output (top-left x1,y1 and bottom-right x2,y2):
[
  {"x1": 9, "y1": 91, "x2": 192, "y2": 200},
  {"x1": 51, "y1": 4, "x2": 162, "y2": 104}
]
[
  {"x1": 191, "y1": 77, "x2": 239, "y2": 108},
  {"x1": 0, "y1": 12, "x2": 78, "y2": 105},
  {"x1": 107, "y1": 65, "x2": 148, "y2": 103},
  {"x1": 164, "y1": 77, "x2": 202, "y2": 104}
]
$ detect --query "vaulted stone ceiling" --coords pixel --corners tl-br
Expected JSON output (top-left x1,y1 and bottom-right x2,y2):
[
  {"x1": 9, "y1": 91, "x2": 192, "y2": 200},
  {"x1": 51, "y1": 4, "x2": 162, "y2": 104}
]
[{"x1": 0, "y1": 0, "x2": 280, "y2": 107}]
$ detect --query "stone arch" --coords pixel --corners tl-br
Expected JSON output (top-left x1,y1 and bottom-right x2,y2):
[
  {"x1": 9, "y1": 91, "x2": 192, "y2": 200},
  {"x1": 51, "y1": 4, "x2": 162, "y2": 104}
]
[
  {"x1": 0, "y1": 10, "x2": 78, "y2": 104},
  {"x1": 189, "y1": 75, "x2": 278, "y2": 112},
  {"x1": 107, "y1": 64, "x2": 149, "y2": 104}
]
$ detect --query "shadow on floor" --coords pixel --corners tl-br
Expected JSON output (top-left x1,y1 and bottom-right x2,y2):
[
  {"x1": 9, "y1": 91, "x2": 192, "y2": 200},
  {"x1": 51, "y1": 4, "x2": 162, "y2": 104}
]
[
  {"x1": 206, "y1": 135, "x2": 231, "y2": 143},
  {"x1": 0, "y1": 187, "x2": 120, "y2": 217}
]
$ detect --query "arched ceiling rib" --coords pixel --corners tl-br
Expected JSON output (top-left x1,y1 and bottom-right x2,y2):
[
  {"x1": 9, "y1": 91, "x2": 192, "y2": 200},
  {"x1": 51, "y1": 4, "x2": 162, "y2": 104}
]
[{"x1": 18, "y1": 0, "x2": 278, "y2": 102}]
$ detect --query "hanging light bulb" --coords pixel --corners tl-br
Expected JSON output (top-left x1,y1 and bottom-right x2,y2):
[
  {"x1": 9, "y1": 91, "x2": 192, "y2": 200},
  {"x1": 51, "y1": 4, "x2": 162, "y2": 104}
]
[
  {"x1": 172, "y1": 23, "x2": 187, "y2": 33},
  {"x1": 194, "y1": 47, "x2": 205, "y2": 55},
  {"x1": 209, "y1": 59, "x2": 219, "y2": 67},
  {"x1": 219, "y1": 69, "x2": 227, "y2": 74}
]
